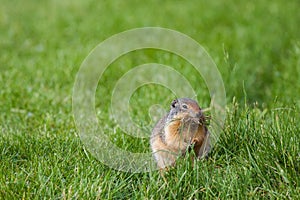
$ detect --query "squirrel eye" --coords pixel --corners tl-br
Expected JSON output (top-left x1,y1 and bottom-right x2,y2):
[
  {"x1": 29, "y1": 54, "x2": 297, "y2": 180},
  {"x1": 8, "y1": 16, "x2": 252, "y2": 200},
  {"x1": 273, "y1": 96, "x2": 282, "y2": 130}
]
[{"x1": 182, "y1": 104, "x2": 188, "y2": 109}]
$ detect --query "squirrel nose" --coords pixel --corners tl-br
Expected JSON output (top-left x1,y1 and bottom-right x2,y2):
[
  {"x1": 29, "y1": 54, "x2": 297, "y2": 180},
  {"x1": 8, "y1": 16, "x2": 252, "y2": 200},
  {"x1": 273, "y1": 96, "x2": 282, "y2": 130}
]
[
  {"x1": 196, "y1": 111, "x2": 202, "y2": 118},
  {"x1": 190, "y1": 111, "x2": 202, "y2": 118}
]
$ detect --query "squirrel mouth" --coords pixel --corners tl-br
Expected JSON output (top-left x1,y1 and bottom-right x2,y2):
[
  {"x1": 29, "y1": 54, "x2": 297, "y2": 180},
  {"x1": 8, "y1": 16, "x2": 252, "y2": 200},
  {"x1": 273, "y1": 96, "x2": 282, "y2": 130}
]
[
  {"x1": 184, "y1": 117, "x2": 204, "y2": 125},
  {"x1": 169, "y1": 115, "x2": 206, "y2": 126}
]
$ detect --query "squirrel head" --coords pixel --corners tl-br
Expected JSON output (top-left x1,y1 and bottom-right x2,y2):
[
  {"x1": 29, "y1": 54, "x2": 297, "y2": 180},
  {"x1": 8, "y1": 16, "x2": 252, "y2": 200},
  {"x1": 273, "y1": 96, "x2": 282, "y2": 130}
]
[{"x1": 166, "y1": 98, "x2": 206, "y2": 125}]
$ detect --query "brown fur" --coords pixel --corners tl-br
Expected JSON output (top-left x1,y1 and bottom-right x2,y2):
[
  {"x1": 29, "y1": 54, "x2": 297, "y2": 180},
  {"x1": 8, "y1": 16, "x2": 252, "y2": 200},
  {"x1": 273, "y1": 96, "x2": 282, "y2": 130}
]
[{"x1": 150, "y1": 98, "x2": 211, "y2": 169}]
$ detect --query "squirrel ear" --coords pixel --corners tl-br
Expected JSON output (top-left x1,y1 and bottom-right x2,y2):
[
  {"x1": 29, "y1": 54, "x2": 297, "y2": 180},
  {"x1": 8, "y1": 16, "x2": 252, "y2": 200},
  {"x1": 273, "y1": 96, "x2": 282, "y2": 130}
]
[{"x1": 171, "y1": 99, "x2": 178, "y2": 108}]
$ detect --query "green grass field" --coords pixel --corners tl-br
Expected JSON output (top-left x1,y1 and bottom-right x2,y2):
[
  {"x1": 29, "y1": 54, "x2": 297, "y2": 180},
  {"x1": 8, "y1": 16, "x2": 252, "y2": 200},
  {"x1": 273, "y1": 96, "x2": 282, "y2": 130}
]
[{"x1": 1, "y1": 0, "x2": 299, "y2": 199}]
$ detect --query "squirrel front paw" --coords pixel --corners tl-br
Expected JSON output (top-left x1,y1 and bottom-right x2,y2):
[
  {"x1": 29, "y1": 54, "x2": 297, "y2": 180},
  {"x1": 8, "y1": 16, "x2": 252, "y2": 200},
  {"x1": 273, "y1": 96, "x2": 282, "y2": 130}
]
[{"x1": 191, "y1": 138, "x2": 200, "y2": 144}]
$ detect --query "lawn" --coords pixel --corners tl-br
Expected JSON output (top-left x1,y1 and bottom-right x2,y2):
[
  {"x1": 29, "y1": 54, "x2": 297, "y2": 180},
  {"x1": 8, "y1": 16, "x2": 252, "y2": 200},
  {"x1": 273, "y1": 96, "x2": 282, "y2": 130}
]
[{"x1": 1, "y1": 0, "x2": 299, "y2": 199}]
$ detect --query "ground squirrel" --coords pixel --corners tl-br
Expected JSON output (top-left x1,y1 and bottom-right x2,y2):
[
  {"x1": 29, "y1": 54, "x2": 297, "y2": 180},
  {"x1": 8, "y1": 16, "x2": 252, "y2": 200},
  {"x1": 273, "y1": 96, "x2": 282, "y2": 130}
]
[{"x1": 150, "y1": 98, "x2": 211, "y2": 169}]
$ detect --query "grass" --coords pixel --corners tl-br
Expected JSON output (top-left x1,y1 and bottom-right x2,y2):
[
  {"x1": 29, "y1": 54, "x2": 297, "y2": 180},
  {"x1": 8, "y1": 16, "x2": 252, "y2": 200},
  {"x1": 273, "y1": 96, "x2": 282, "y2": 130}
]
[{"x1": 1, "y1": 0, "x2": 299, "y2": 199}]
